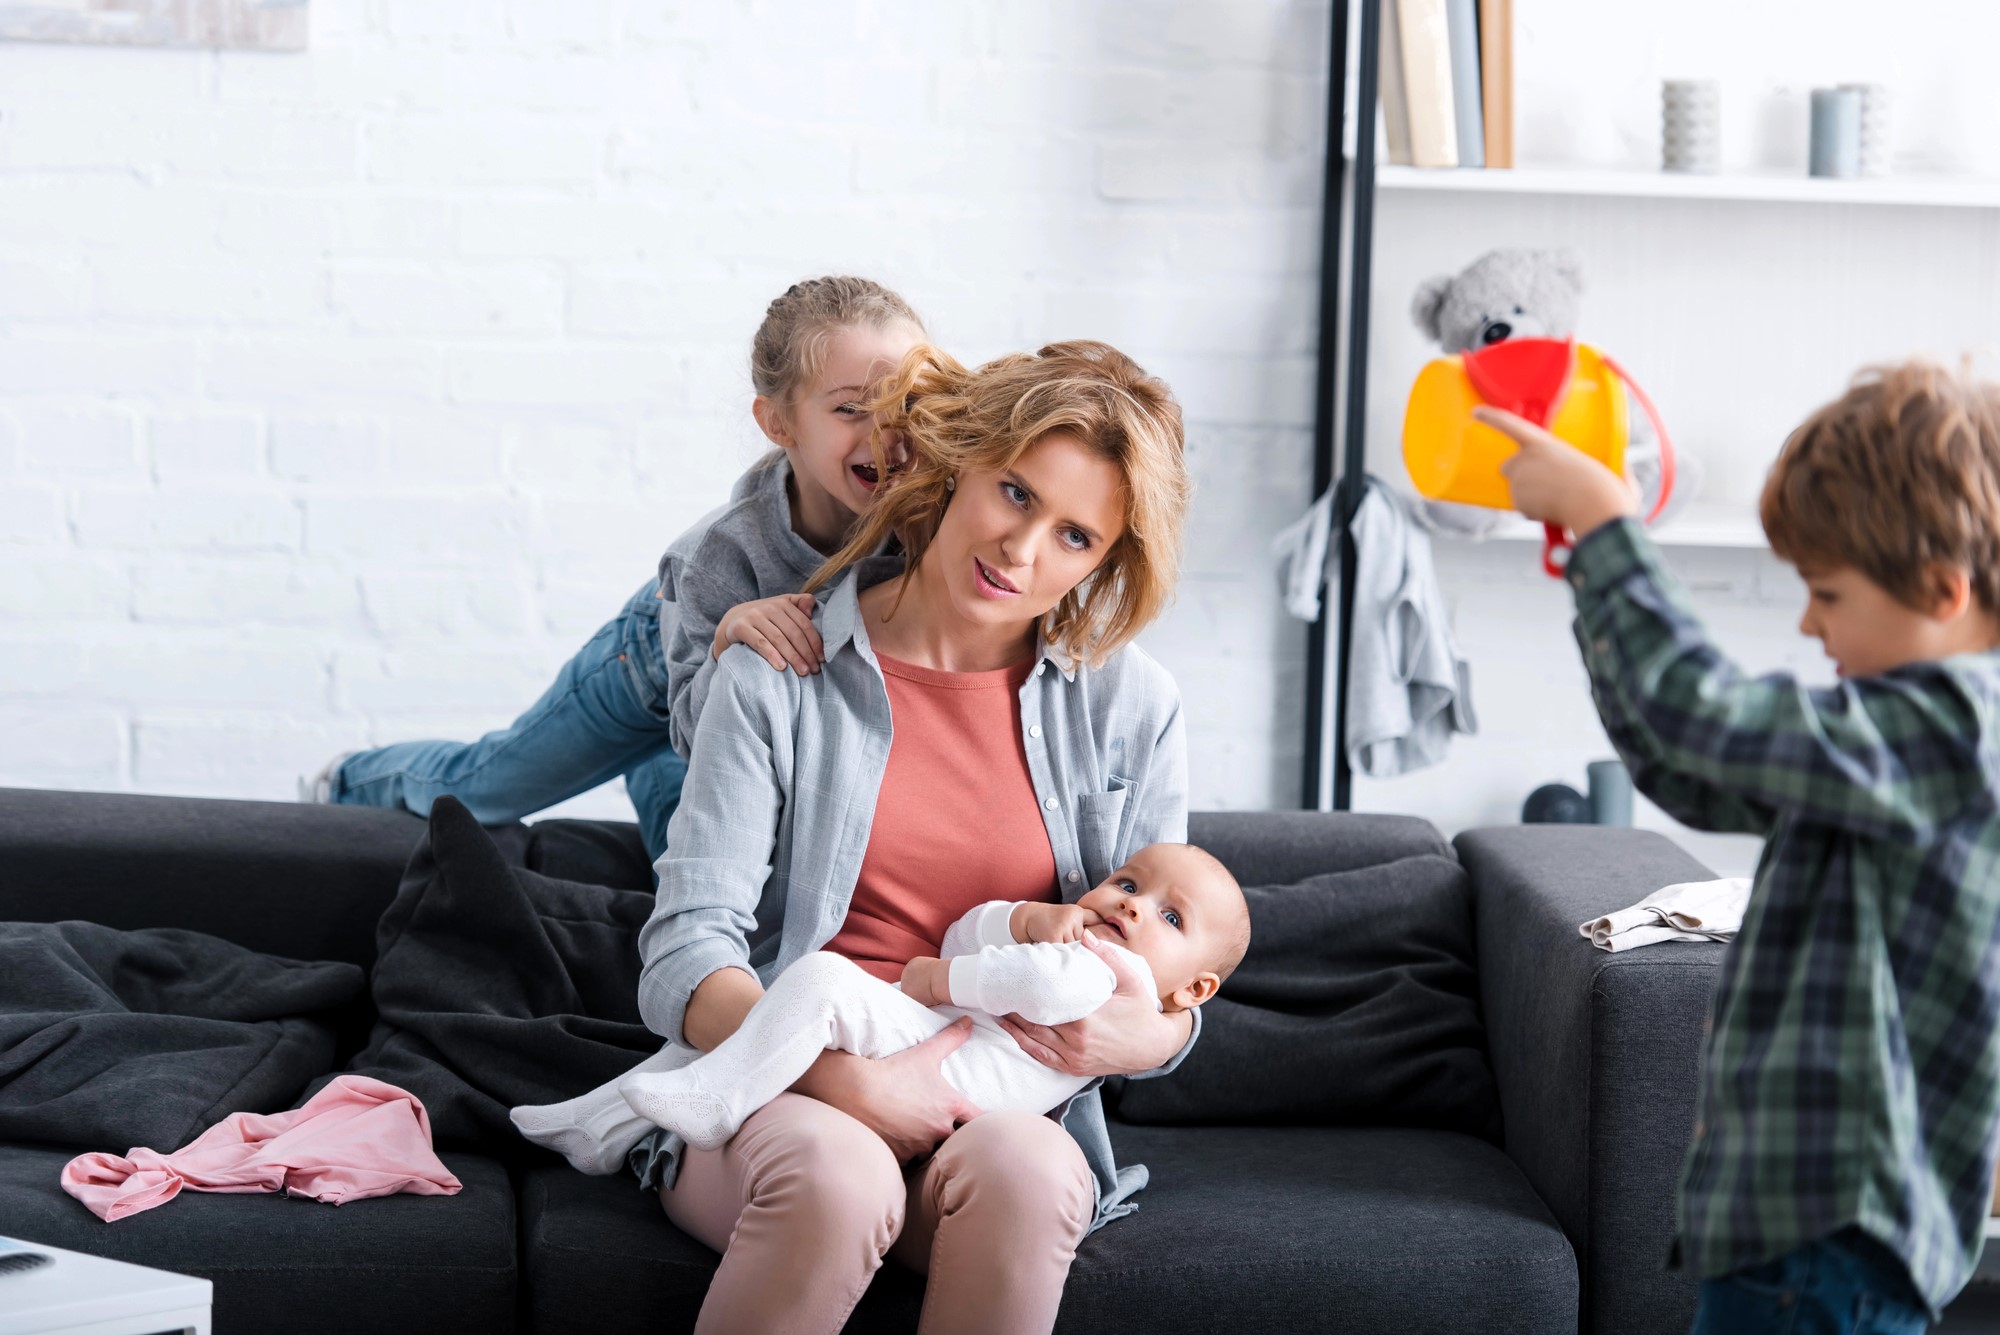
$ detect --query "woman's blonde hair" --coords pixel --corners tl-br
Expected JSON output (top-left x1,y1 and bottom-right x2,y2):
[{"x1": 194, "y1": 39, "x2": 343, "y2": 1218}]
[
  {"x1": 805, "y1": 340, "x2": 1190, "y2": 667},
  {"x1": 749, "y1": 276, "x2": 925, "y2": 423}
]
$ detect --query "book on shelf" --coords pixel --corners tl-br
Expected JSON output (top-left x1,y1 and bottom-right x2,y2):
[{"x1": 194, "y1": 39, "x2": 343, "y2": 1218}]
[
  {"x1": 1478, "y1": 0, "x2": 1514, "y2": 167},
  {"x1": 1377, "y1": 0, "x2": 1509, "y2": 171},
  {"x1": 1444, "y1": 0, "x2": 1483, "y2": 167},
  {"x1": 1378, "y1": 0, "x2": 1413, "y2": 165},
  {"x1": 1396, "y1": 0, "x2": 1459, "y2": 167}
]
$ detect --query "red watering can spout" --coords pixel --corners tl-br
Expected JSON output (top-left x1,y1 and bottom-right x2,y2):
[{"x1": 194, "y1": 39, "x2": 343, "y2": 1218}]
[
  {"x1": 1462, "y1": 337, "x2": 1577, "y2": 429},
  {"x1": 1461, "y1": 338, "x2": 1584, "y2": 576}
]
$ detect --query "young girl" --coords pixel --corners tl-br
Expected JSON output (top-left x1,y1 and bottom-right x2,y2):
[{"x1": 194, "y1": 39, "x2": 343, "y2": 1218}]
[
  {"x1": 611, "y1": 339, "x2": 1193, "y2": 1333},
  {"x1": 311, "y1": 277, "x2": 926, "y2": 857}
]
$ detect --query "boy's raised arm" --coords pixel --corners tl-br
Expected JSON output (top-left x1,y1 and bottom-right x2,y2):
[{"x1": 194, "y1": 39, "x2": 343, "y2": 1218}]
[
  {"x1": 1569, "y1": 519, "x2": 1982, "y2": 845},
  {"x1": 1578, "y1": 616, "x2": 1776, "y2": 836}
]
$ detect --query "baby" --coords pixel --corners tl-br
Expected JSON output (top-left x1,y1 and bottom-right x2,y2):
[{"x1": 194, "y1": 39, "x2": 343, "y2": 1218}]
[
  {"x1": 621, "y1": 841, "x2": 1249, "y2": 1150},
  {"x1": 513, "y1": 843, "x2": 1247, "y2": 1169}
]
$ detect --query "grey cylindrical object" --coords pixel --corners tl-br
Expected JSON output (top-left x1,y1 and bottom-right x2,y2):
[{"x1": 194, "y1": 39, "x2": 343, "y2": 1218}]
[
  {"x1": 1841, "y1": 82, "x2": 1892, "y2": 177},
  {"x1": 1809, "y1": 87, "x2": 1862, "y2": 179},
  {"x1": 1662, "y1": 79, "x2": 1721, "y2": 174},
  {"x1": 1587, "y1": 759, "x2": 1633, "y2": 827}
]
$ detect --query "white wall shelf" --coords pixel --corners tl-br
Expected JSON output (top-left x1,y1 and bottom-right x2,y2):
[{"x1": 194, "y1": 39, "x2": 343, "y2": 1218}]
[
  {"x1": 1377, "y1": 164, "x2": 2000, "y2": 210},
  {"x1": 1454, "y1": 504, "x2": 1767, "y2": 549}
]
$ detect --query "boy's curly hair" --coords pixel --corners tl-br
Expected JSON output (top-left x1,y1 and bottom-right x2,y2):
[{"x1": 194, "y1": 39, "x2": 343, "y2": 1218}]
[{"x1": 1761, "y1": 360, "x2": 2000, "y2": 613}]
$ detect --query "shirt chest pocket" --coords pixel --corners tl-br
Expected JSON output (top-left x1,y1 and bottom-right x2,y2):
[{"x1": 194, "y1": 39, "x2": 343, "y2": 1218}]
[{"x1": 1073, "y1": 778, "x2": 1131, "y2": 889}]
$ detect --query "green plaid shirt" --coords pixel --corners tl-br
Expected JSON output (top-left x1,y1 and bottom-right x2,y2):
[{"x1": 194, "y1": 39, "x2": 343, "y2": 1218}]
[{"x1": 1566, "y1": 518, "x2": 2000, "y2": 1314}]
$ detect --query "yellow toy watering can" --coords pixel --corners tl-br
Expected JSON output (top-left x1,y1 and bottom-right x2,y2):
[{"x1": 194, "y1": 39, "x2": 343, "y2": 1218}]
[{"x1": 1402, "y1": 337, "x2": 1675, "y2": 576}]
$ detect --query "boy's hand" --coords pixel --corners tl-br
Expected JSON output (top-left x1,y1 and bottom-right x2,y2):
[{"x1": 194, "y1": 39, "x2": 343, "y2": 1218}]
[
  {"x1": 1474, "y1": 406, "x2": 1639, "y2": 537},
  {"x1": 900, "y1": 955, "x2": 950, "y2": 1008},
  {"x1": 714, "y1": 594, "x2": 822, "y2": 673},
  {"x1": 1010, "y1": 901, "x2": 1103, "y2": 945}
]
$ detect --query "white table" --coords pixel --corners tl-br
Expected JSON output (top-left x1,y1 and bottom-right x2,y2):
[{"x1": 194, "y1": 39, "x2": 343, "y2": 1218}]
[{"x1": 0, "y1": 1237, "x2": 210, "y2": 1335}]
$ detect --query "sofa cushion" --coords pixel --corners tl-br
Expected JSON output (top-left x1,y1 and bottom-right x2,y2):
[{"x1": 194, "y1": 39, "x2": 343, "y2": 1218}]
[
  {"x1": 516, "y1": 1124, "x2": 1575, "y2": 1334},
  {"x1": 519, "y1": 1161, "x2": 718, "y2": 1334},
  {"x1": 336, "y1": 796, "x2": 662, "y2": 1153},
  {"x1": 0, "y1": 786, "x2": 432, "y2": 969},
  {"x1": 0, "y1": 1144, "x2": 515, "y2": 1335},
  {"x1": 1114, "y1": 855, "x2": 1501, "y2": 1141},
  {"x1": 0, "y1": 921, "x2": 363, "y2": 1152},
  {"x1": 1061, "y1": 1124, "x2": 1577, "y2": 1333},
  {"x1": 1189, "y1": 809, "x2": 1451, "y2": 884},
  {"x1": 524, "y1": 817, "x2": 656, "y2": 892}
]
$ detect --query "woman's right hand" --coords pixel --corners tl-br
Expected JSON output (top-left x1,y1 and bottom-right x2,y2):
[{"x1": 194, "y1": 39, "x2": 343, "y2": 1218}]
[
  {"x1": 713, "y1": 594, "x2": 823, "y2": 673},
  {"x1": 792, "y1": 1016, "x2": 985, "y2": 1162}
]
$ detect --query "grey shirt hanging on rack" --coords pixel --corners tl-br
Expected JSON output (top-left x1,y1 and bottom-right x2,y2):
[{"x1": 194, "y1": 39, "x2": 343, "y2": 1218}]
[{"x1": 1271, "y1": 476, "x2": 1477, "y2": 778}]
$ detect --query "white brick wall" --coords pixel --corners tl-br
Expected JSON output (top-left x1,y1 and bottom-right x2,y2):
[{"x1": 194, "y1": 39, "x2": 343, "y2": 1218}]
[{"x1": 0, "y1": 0, "x2": 1330, "y2": 813}]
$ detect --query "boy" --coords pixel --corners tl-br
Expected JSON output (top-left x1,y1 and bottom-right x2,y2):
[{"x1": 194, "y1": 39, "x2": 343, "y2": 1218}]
[{"x1": 1476, "y1": 361, "x2": 2000, "y2": 1333}]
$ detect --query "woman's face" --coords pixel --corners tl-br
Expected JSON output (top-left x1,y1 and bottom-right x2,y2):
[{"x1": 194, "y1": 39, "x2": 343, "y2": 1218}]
[{"x1": 926, "y1": 430, "x2": 1128, "y2": 635}]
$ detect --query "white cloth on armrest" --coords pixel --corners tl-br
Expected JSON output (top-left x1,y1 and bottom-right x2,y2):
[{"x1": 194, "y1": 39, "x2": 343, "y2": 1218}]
[{"x1": 1580, "y1": 876, "x2": 1751, "y2": 953}]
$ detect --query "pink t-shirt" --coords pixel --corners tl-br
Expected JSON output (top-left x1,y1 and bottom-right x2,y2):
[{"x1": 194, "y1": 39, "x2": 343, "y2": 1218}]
[{"x1": 824, "y1": 652, "x2": 1060, "y2": 981}]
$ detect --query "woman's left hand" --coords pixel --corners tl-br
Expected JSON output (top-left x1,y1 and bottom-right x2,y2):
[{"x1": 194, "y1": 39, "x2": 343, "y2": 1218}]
[{"x1": 996, "y1": 933, "x2": 1190, "y2": 1077}]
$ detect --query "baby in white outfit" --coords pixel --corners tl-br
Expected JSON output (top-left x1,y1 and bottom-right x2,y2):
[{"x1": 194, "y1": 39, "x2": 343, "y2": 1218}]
[{"x1": 512, "y1": 843, "x2": 1248, "y2": 1171}]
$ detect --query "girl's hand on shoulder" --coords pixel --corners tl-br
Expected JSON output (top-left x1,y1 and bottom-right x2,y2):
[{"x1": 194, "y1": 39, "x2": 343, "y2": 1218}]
[
  {"x1": 713, "y1": 594, "x2": 823, "y2": 674},
  {"x1": 794, "y1": 1017, "x2": 985, "y2": 1163},
  {"x1": 996, "y1": 933, "x2": 1187, "y2": 1078}
]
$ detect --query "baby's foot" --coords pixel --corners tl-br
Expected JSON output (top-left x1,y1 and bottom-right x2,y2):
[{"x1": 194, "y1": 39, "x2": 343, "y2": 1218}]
[
  {"x1": 511, "y1": 1046, "x2": 693, "y2": 1174},
  {"x1": 509, "y1": 1088, "x2": 652, "y2": 1177},
  {"x1": 620, "y1": 1071, "x2": 739, "y2": 1152}
]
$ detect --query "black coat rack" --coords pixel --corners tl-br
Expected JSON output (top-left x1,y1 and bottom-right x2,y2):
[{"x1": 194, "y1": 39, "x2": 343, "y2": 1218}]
[{"x1": 1303, "y1": 0, "x2": 1382, "y2": 810}]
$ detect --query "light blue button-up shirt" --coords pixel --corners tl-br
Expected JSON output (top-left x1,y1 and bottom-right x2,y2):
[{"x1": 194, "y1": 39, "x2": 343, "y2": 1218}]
[{"x1": 635, "y1": 556, "x2": 1196, "y2": 1229}]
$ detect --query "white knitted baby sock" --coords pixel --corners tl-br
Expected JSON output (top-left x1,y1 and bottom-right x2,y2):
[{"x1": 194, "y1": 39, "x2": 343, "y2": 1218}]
[
  {"x1": 620, "y1": 952, "x2": 884, "y2": 1151},
  {"x1": 510, "y1": 1044, "x2": 691, "y2": 1175},
  {"x1": 619, "y1": 1014, "x2": 835, "y2": 1152}
]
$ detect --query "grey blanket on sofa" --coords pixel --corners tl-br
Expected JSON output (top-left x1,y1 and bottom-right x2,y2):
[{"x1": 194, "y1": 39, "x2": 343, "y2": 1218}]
[
  {"x1": 0, "y1": 920, "x2": 364, "y2": 1153},
  {"x1": 327, "y1": 796, "x2": 663, "y2": 1153}
]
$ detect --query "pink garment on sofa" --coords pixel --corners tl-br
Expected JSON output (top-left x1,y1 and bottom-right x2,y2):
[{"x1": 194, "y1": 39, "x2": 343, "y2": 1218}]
[{"x1": 61, "y1": 1074, "x2": 462, "y2": 1223}]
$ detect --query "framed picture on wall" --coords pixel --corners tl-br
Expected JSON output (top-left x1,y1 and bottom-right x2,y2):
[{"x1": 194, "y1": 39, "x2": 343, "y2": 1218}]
[{"x1": 0, "y1": 0, "x2": 306, "y2": 51}]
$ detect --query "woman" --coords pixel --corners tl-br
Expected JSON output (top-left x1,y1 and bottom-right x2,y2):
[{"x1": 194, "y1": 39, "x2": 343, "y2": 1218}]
[{"x1": 636, "y1": 340, "x2": 1194, "y2": 1333}]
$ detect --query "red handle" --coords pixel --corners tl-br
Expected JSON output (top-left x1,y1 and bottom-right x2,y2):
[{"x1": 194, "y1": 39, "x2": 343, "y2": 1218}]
[
  {"x1": 1542, "y1": 522, "x2": 1572, "y2": 578},
  {"x1": 1603, "y1": 354, "x2": 1676, "y2": 525}
]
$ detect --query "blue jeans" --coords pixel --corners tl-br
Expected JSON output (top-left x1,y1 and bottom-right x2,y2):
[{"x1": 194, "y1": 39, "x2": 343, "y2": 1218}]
[
  {"x1": 1691, "y1": 1228, "x2": 1930, "y2": 1335},
  {"x1": 333, "y1": 581, "x2": 688, "y2": 861}
]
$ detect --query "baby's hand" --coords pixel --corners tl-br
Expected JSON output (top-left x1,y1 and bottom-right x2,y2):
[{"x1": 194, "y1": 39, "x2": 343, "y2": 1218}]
[
  {"x1": 1011, "y1": 901, "x2": 1103, "y2": 945},
  {"x1": 1475, "y1": 406, "x2": 1639, "y2": 536},
  {"x1": 713, "y1": 594, "x2": 822, "y2": 674},
  {"x1": 900, "y1": 956, "x2": 949, "y2": 1008}
]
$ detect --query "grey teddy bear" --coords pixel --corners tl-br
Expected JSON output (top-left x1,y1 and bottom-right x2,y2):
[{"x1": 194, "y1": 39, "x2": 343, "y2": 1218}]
[
  {"x1": 1406, "y1": 247, "x2": 1691, "y2": 533},
  {"x1": 1412, "y1": 246, "x2": 1585, "y2": 354}
]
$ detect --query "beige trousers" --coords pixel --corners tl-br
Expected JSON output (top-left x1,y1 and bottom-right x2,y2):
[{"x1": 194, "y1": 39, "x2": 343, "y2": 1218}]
[{"x1": 660, "y1": 1092, "x2": 1095, "y2": 1335}]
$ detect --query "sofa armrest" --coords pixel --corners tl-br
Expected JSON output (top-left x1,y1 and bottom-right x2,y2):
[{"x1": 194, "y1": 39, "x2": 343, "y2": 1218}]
[{"x1": 1457, "y1": 825, "x2": 1727, "y2": 1335}]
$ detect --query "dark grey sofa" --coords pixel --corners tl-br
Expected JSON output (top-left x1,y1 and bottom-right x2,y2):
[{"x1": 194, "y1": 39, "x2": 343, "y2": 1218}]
[{"x1": 0, "y1": 786, "x2": 1725, "y2": 1334}]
